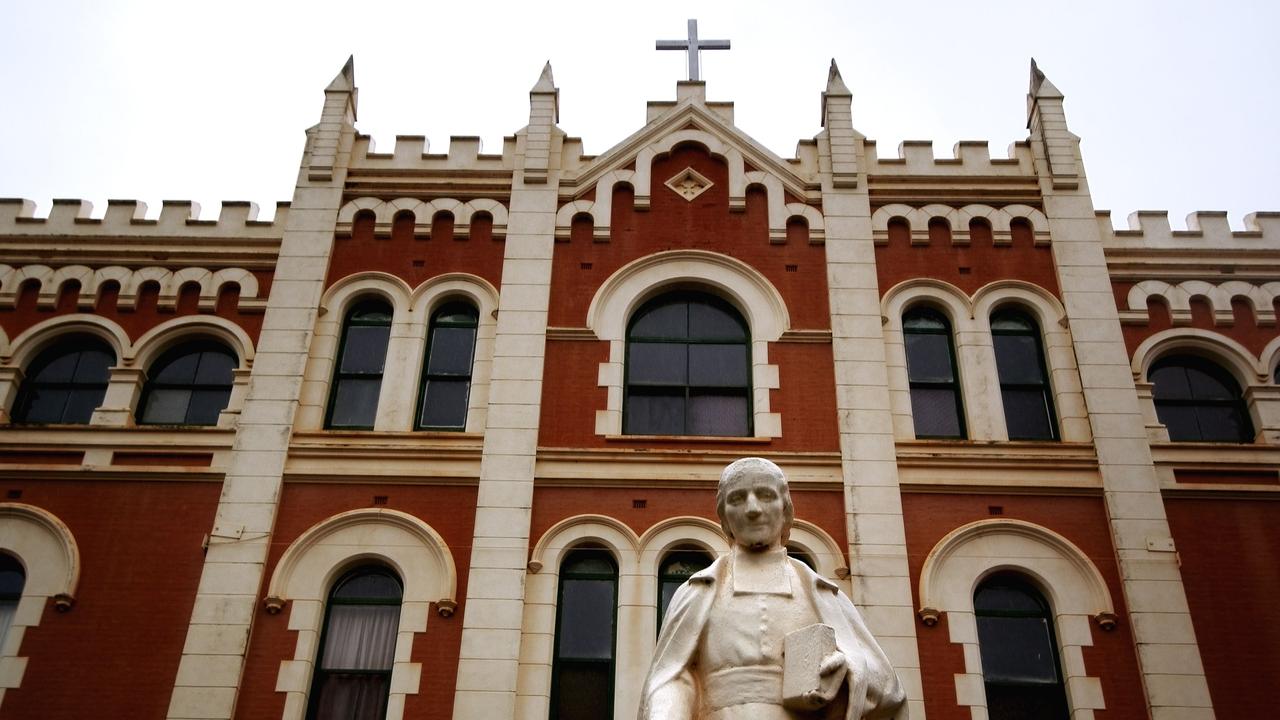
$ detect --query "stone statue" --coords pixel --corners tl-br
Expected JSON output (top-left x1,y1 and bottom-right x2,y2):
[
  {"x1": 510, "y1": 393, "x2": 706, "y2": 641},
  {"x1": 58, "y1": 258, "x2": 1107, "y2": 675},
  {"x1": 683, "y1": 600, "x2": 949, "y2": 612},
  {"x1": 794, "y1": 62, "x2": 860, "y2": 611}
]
[{"x1": 639, "y1": 457, "x2": 908, "y2": 720}]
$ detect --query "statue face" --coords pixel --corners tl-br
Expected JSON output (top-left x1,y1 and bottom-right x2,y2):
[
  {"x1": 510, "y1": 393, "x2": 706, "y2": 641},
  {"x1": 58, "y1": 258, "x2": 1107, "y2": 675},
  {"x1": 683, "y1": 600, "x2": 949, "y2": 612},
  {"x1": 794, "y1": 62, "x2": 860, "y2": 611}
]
[{"x1": 722, "y1": 470, "x2": 787, "y2": 550}]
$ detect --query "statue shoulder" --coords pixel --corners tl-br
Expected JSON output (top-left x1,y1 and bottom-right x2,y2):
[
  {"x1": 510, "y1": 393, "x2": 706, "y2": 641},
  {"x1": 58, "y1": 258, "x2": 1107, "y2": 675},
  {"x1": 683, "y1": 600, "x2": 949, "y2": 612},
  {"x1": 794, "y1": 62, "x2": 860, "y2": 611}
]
[
  {"x1": 789, "y1": 556, "x2": 841, "y2": 595},
  {"x1": 686, "y1": 555, "x2": 727, "y2": 585}
]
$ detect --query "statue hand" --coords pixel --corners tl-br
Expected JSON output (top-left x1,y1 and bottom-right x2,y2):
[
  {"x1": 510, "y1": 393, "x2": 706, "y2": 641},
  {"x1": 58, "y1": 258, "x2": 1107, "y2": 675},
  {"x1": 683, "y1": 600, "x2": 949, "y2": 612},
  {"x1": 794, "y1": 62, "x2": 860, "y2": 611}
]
[{"x1": 803, "y1": 651, "x2": 848, "y2": 707}]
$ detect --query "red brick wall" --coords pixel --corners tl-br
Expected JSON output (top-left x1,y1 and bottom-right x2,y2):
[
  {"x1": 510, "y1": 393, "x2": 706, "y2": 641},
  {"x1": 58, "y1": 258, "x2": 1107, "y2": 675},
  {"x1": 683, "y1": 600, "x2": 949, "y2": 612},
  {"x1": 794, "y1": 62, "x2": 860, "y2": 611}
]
[
  {"x1": 327, "y1": 211, "x2": 506, "y2": 291},
  {"x1": 875, "y1": 214, "x2": 1060, "y2": 299},
  {"x1": 1165, "y1": 496, "x2": 1280, "y2": 717},
  {"x1": 902, "y1": 492, "x2": 1147, "y2": 720},
  {"x1": 235, "y1": 483, "x2": 477, "y2": 720},
  {"x1": 0, "y1": 479, "x2": 220, "y2": 720}
]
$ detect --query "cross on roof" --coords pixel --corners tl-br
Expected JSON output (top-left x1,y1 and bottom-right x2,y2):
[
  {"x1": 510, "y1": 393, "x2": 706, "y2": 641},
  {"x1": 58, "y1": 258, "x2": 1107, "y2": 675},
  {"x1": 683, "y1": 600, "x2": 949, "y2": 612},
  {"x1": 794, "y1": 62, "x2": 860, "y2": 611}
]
[{"x1": 656, "y1": 19, "x2": 730, "y2": 82}]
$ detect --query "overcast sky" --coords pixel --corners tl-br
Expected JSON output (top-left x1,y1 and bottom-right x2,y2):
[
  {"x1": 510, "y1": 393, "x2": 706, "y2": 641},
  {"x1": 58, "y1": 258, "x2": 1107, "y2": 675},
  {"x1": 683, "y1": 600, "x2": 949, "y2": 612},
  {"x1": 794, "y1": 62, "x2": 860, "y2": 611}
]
[{"x1": 1, "y1": 0, "x2": 1276, "y2": 229}]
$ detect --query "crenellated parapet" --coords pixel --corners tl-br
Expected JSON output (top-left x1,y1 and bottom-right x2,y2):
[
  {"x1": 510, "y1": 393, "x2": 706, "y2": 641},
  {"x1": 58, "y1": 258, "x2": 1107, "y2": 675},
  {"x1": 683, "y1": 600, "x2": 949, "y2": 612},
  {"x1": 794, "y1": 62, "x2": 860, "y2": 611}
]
[
  {"x1": 864, "y1": 140, "x2": 1036, "y2": 177},
  {"x1": 1099, "y1": 210, "x2": 1280, "y2": 250},
  {"x1": 349, "y1": 134, "x2": 514, "y2": 173},
  {"x1": 0, "y1": 199, "x2": 288, "y2": 239},
  {"x1": 0, "y1": 264, "x2": 265, "y2": 312}
]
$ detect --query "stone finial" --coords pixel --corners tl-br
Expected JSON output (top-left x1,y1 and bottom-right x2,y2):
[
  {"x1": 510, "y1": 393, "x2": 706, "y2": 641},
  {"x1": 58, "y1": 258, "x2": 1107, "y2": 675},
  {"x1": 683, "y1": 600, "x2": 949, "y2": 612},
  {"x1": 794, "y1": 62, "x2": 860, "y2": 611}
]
[
  {"x1": 327, "y1": 55, "x2": 356, "y2": 93},
  {"x1": 821, "y1": 59, "x2": 859, "y2": 188},
  {"x1": 1025, "y1": 58, "x2": 1078, "y2": 189},
  {"x1": 826, "y1": 59, "x2": 851, "y2": 95},
  {"x1": 1028, "y1": 58, "x2": 1063, "y2": 100},
  {"x1": 523, "y1": 61, "x2": 559, "y2": 184},
  {"x1": 529, "y1": 60, "x2": 559, "y2": 123},
  {"x1": 310, "y1": 56, "x2": 359, "y2": 182}
]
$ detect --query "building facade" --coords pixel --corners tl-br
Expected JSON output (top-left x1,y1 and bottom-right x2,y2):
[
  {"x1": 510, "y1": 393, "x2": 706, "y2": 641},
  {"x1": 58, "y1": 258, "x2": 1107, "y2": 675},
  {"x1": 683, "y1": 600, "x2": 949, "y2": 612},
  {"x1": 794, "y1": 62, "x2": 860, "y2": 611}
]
[{"x1": 0, "y1": 56, "x2": 1276, "y2": 720}]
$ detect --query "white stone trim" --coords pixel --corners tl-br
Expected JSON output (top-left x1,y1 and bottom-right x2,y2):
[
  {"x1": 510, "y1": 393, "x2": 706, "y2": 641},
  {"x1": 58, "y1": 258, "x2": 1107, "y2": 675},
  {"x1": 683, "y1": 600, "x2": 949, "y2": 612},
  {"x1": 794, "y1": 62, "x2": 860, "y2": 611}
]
[
  {"x1": 585, "y1": 250, "x2": 788, "y2": 437},
  {"x1": 882, "y1": 279, "x2": 1089, "y2": 442},
  {"x1": 0, "y1": 503, "x2": 81, "y2": 708},
  {"x1": 266, "y1": 508, "x2": 457, "y2": 720},
  {"x1": 786, "y1": 519, "x2": 850, "y2": 589},
  {"x1": 871, "y1": 203, "x2": 1051, "y2": 246},
  {"x1": 406, "y1": 274, "x2": 499, "y2": 433},
  {"x1": 1263, "y1": 335, "x2": 1280, "y2": 381},
  {"x1": 1121, "y1": 279, "x2": 1279, "y2": 326},
  {"x1": 335, "y1": 197, "x2": 509, "y2": 239},
  {"x1": 918, "y1": 519, "x2": 1115, "y2": 720},
  {"x1": 130, "y1": 316, "x2": 257, "y2": 428},
  {"x1": 0, "y1": 264, "x2": 263, "y2": 312}
]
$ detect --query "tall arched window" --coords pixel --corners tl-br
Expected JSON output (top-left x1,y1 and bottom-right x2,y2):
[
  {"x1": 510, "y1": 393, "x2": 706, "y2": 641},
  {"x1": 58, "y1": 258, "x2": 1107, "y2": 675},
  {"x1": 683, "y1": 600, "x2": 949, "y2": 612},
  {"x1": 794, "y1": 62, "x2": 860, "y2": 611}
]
[
  {"x1": 1150, "y1": 354, "x2": 1254, "y2": 442},
  {"x1": 974, "y1": 574, "x2": 1069, "y2": 720},
  {"x1": 326, "y1": 300, "x2": 393, "y2": 429},
  {"x1": 551, "y1": 549, "x2": 617, "y2": 720},
  {"x1": 903, "y1": 307, "x2": 965, "y2": 438},
  {"x1": 0, "y1": 555, "x2": 24, "y2": 653},
  {"x1": 657, "y1": 549, "x2": 712, "y2": 631},
  {"x1": 307, "y1": 566, "x2": 402, "y2": 720},
  {"x1": 137, "y1": 341, "x2": 237, "y2": 425},
  {"x1": 624, "y1": 291, "x2": 751, "y2": 436},
  {"x1": 12, "y1": 338, "x2": 115, "y2": 424},
  {"x1": 416, "y1": 302, "x2": 478, "y2": 430},
  {"x1": 991, "y1": 310, "x2": 1057, "y2": 440}
]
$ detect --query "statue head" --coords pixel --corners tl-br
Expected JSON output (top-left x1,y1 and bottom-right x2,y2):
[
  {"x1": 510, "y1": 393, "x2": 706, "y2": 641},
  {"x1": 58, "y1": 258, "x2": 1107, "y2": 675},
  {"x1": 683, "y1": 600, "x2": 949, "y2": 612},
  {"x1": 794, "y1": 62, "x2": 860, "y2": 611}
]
[{"x1": 716, "y1": 457, "x2": 794, "y2": 549}]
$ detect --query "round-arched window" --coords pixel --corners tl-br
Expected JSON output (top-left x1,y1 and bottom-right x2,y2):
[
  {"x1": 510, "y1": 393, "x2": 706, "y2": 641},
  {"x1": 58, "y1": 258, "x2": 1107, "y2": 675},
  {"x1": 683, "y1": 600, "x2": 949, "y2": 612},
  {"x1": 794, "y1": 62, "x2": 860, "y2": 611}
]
[
  {"x1": 1150, "y1": 354, "x2": 1254, "y2": 442},
  {"x1": 138, "y1": 341, "x2": 237, "y2": 425},
  {"x1": 308, "y1": 566, "x2": 402, "y2": 720},
  {"x1": 974, "y1": 573, "x2": 1069, "y2": 719},
  {"x1": 13, "y1": 338, "x2": 115, "y2": 424}
]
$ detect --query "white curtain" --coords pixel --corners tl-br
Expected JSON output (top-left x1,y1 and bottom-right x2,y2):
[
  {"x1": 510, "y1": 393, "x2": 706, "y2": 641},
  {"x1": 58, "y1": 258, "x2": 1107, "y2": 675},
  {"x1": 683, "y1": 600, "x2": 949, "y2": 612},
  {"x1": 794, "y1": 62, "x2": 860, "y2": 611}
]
[{"x1": 321, "y1": 604, "x2": 399, "y2": 670}]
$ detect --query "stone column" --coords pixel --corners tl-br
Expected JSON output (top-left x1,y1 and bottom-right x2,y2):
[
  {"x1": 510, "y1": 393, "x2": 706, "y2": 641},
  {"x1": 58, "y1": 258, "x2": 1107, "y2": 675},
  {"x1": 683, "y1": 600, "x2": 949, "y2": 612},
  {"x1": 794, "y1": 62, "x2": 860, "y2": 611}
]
[
  {"x1": 819, "y1": 61, "x2": 925, "y2": 719},
  {"x1": 1029, "y1": 61, "x2": 1216, "y2": 719},
  {"x1": 165, "y1": 58, "x2": 358, "y2": 720},
  {"x1": 452, "y1": 64, "x2": 560, "y2": 720}
]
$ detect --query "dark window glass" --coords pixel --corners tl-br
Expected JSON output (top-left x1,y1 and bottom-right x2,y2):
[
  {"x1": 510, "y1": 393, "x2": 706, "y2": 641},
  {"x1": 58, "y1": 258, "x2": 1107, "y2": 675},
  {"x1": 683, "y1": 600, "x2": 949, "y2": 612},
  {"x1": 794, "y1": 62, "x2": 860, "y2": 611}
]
[
  {"x1": 625, "y1": 292, "x2": 751, "y2": 436},
  {"x1": 991, "y1": 310, "x2": 1058, "y2": 440},
  {"x1": 552, "y1": 549, "x2": 617, "y2": 720},
  {"x1": 13, "y1": 339, "x2": 115, "y2": 424},
  {"x1": 327, "y1": 301, "x2": 392, "y2": 429},
  {"x1": 307, "y1": 567, "x2": 402, "y2": 720},
  {"x1": 657, "y1": 550, "x2": 712, "y2": 630},
  {"x1": 138, "y1": 342, "x2": 236, "y2": 425},
  {"x1": 974, "y1": 574, "x2": 1069, "y2": 720},
  {"x1": 787, "y1": 545, "x2": 816, "y2": 570},
  {"x1": 903, "y1": 308, "x2": 964, "y2": 438},
  {"x1": 1150, "y1": 355, "x2": 1254, "y2": 443},
  {"x1": 417, "y1": 302, "x2": 478, "y2": 430},
  {"x1": 0, "y1": 555, "x2": 23, "y2": 654}
]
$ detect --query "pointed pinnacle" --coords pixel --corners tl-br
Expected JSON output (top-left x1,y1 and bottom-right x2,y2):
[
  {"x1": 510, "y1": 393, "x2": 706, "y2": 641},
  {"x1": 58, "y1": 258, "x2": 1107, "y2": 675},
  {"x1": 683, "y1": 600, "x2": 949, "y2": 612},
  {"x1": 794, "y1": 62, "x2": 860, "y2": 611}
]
[
  {"x1": 532, "y1": 61, "x2": 556, "y2": 92},
  {"x1": 326, "y1": 55, "x2": 355, "y2": 92},
  {"x1": 826, "y1": 59, "x2": 851, "y2": 95},
  {"x1": 1028, "y1": 57, "x2": 1063, "y2": 99}
]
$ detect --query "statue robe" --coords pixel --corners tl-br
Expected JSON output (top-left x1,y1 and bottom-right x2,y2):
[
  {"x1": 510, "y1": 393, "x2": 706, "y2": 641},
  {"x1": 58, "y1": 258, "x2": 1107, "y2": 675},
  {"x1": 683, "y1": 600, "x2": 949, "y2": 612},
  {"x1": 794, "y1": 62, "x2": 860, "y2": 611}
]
[{"x1": 639, "y1": 556, "x2": 908, "y2": 720}]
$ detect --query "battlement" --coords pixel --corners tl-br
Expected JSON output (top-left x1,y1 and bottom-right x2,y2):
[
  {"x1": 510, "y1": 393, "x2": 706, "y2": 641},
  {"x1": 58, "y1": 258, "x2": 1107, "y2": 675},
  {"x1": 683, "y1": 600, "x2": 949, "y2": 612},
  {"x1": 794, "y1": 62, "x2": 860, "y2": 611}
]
[
  {"x1": 350, "y1": 134, "x2": 514, "y2": 173},
  {"x1": 1099, "y1": 210, "x2": 1280, "y2": 251},
  {"x1": 0, "y1": 199, "x2": 289, "y2": 239},
  {"x1": 865, "y1": 140, "x2": 1036, "y2": 176}
]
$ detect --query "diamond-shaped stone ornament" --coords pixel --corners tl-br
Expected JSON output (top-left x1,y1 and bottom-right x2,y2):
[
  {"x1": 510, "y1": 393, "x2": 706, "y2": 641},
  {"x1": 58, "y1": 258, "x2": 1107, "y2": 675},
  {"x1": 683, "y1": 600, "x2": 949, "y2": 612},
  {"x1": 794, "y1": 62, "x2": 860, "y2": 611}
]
[{"x1": 664, "y1": 167, "x2": 714, "y2": 201}]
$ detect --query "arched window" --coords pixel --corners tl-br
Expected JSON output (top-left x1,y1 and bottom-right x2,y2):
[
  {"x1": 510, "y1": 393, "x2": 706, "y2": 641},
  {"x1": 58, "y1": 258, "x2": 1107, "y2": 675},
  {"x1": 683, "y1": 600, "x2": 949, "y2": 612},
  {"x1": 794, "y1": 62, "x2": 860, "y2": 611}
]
[
  {"x1": 137, "y1": 341, "x2": 236, "y2": 425},
  {"x1": 991, "y1": 310, "x2": 1057, "y2": 441},
  {"x1": 12, "y1": 338, "x2": 115, "y2": 424},
  {"x1": 657, "y1": 549, "x2": 712, "y2": 631},
  {"x1": 1150, "y1": 355, "x2": 1254, "y2": 442},
  {"x1": 326, "y1": 300, "x2": 393, "y2": 429},
  {"x1": 624, "y1": 291, "x2": 751, "y2": 436},
  {"x1": 307, "y1": 566, "x2": 402, "y2": 720},
  {"x1": 416, "y1": 302, "x2": 478, "y2": 430},
  {"x1": 551, "y1": 549, "x2": 617, "y2": 720},
  {"x1": 974, "y1": 574, "x2": 1069, "y2": 720},
  {"x1": 786, "y1": 545, "x2": 816, "y2": 570},
  {"x1": 903, "y1": 307, "x2": 965, "y2": 438},
  {"x1": 0, "y1": 555, "x2": 24, "y2": 653}
]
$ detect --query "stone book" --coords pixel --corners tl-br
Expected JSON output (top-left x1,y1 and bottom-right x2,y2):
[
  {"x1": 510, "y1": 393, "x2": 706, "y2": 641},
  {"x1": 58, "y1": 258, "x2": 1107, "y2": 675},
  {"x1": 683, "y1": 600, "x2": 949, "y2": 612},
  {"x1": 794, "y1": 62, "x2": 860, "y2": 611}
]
[{"x1": 782, "y1": 622, "x2": 838, "y2": 710}]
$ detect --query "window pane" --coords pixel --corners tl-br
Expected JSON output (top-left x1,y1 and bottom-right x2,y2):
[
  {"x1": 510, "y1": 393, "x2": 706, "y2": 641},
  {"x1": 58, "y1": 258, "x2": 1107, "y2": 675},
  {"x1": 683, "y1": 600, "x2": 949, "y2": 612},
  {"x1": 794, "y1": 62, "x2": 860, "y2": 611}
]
[
  {"x1": 991, "y1": 313, "x2": 1035, "y2": 333},
  {"x1": 321, "y1": 605, "x2": 399, "y2": 670},
  {"x1": 557, "y1": 578, "x2": 615, "y2": 659},
  {"x1": 689, "y1": 301, "x2": 746, "y2": 340},
  {"x1": 630, "y1": 302, "x2": 687, "y2": 339},
  {"x1": 330, "y1": 379, "x2": 381, "y2": 428},
  {"x1": 71, "y1": 349, "x2": 113, "y2": 384},
  {"x1": 187, "y1": 389, "x2": 231, "y2": 425},
  {"x1": 1156, "y1": 404, "x2": 1201, "y2": 441},
  {"x1": 1003, "y1": 389, "x2": 1054, "y2": 440},
  {"x1": 20, "y1": 388, "x2": 69, "y2": 424},
  {"x1": 152, "y1": 351, "x2": 200, "y2": 384},
  {"x1": 688, "y1": 344, "x2": 748, "y2": 387},
  {"x1": 688, "y1": 392, "x2": 749, "y2": 436},
  {"x1": 985, "y1": 683, "x2": 1069, "y2": 720},
  {"x1": 565, "y1": 554, "x2": 616, "y2": 576},
  {"x1": 141, "y1": 388, "x2": 192, "y2": 425},
  {"x1": 552, "y1": 662, "x2": 612, "y2": 720},
  {"x1": 625, "y1": 391, "x2": 684, "y2": 435},
  {"x1": 905, "y1": 333, "x2": 955, "y2": 382},
  {"x1": 977, "y1": 615, "x2": 1059, "y2": 683},
  {"x1": 1150, "y1": 365, "x2": 1191, "y2": 399},
  {"x1": 993, "y1": 334, "x2": 1045, "y2": 384},
  {"x1": 628, "y1": 343, "x2": 687, "y2": 385},
  {"x1": 334, "y1": 572, "x2": 402, "y2": 601},
  {"x1": 419, "y1": 379, "x2": 469, "y2": 428},
  {"x1": 903, "y1": 311, "x2": 947, "y2": 332},
  {"x1": 660, "y1": 553, "x2": 711, "y2": 578},
  {"x1": 1186, "y1": 365, "x2": 1234, "y2": 400},
  {"x1": 32, "y1": 352, "x2": 79, "y2": 383},
  {"x1": 1195, "y1": 404, "x2": 1251, "y2": 442},
  {"x1": 62, "y1": 388, "x2": 106, "y2": 424},
  {"x1": 339, "y1": 326, "x2": 390, "y2": 374},
  {"x1": 311, "y1": 673, "x2": 389, "y2": 720},
  {"x1": 910, "y1": 388, "x2": 963, "y2": 438},
  {"x1": 975, "y1": 585, "x2": 1045, "y2": 614},
  {"x1": 426, "y1": 326, "x2": 476, "y2": 375},
  {"x1": 194, "y1": 351, "x2": 236, "y2": 385}
]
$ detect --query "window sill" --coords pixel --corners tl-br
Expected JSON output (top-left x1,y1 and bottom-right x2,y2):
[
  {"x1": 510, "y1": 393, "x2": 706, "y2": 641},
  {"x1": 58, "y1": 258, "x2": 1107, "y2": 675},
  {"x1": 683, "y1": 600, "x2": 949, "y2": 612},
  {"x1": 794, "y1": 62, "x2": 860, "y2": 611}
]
[{"x1": 604, "y1": 434, "x2": 772, "y2": 444}]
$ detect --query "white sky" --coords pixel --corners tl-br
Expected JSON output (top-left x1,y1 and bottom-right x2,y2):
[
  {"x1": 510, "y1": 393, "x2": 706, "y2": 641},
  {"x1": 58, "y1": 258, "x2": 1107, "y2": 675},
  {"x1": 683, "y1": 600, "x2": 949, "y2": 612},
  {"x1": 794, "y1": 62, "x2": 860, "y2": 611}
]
[{"x1": 1, "y1": 0, "x2": 1276, "y2": 228}]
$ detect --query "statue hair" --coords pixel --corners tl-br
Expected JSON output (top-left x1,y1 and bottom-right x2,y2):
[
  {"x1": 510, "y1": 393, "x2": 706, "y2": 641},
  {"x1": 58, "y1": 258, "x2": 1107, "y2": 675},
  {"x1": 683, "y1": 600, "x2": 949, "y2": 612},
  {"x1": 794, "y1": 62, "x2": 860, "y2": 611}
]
[{"x1": 716, "y1": 457, "x2": 794, "y2": 544}]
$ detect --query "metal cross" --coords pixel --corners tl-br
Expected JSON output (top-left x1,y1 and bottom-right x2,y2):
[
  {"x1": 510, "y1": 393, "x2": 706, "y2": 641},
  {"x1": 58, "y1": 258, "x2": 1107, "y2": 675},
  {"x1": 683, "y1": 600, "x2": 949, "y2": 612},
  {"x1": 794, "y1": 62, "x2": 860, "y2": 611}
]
[{"x1": 656, "y1": 19, "x2": 730, "y2": 82}]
